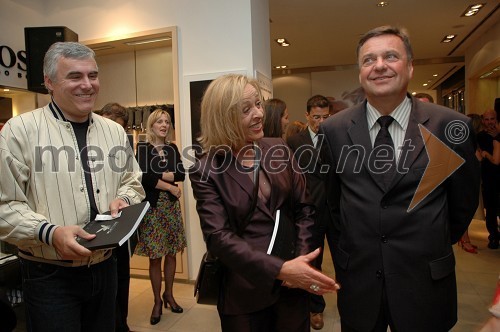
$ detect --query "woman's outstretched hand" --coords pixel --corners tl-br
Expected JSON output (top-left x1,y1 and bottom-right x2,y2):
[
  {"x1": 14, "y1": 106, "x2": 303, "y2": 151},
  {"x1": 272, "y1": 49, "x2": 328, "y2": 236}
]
[{"x1": 277, "y1": 248, "x2": 340, "y2": 295}]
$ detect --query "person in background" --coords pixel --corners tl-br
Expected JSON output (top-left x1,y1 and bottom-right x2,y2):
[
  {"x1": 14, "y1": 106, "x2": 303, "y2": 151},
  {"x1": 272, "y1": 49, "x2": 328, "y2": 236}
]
[
  {"x1": 263, "y1": 98, "x2": 289, "y2": 138},
  {"x1": 285, "y1": 120, "x2": 307, "y2": 141},
  {"x1": 320, "y1": 26, "x2": 479, "y2": 332},
  {"x1": 455, "y1": 113, "x2": 484, "y2": 254},
  {"x1": 476, "y1": 109, "x2": 499, "y2": 249},
  {"x1": 0, "y1": 42, "x2": 145, "y2": 332},
  {"x1": 101, "y1": 101, "x2": 135, "y2": 332},
  {"x1": 190, "y1": 74, "x2": 339, "y2": 332},
  {"x1": 414, "y1": 92, "x2": 434, "y2": 103},
  {"x1": 326, "y1": 96, "x2": 349, "y2": 116},
  {"x1": 287, "y1": 94, "x2": 333, "y2": 330},
  {"x1": 135, "y1": 109, "x2": 187, "y2": 325},
  {"x1": 479, "y1": 275, "x2": 500, "y2": 332},
  {"x1": 101, "y1": 102, "x2": 129, "y2": 129}
]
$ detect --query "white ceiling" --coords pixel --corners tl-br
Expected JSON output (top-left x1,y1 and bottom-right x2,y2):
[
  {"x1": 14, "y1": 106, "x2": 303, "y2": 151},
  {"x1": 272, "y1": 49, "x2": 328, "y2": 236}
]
[{"x1": 269, "y1": 0, "x2": 500, "y2": 92}]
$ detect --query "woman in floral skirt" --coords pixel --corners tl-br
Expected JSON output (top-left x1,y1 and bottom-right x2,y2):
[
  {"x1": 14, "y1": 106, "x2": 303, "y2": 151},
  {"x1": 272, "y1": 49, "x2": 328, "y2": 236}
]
[{"x1": 135, "y1": 109, "x2": 187, "y2": 325}]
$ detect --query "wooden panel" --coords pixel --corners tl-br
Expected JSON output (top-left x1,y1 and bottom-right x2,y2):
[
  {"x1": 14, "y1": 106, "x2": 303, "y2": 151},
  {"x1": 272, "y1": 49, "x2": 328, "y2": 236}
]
[{"x1": 94, "y1": 52, "x2": 137, "y2": 108}]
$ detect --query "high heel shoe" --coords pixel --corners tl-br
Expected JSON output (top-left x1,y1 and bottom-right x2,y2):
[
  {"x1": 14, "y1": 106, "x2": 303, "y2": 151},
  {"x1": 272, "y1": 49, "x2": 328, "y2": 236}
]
[
  {"x1": 458, "y1": 240, "x2": 478, "y2": 254},
  {"x1": 150, "y1": 301, "x2": 163, "y2": 325},
  {"x1": 162, "y1": 293, "x2": 183, "y2": 313}
]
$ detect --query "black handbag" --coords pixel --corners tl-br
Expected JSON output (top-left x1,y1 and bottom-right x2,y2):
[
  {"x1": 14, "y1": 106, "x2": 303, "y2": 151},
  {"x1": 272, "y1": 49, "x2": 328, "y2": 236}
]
[
  {"x1": 194, "y1": 145, "x2": 261, "y2": 305},
  {"x1": 194, "y1": 251, "x2": 224, "y2": 305}
]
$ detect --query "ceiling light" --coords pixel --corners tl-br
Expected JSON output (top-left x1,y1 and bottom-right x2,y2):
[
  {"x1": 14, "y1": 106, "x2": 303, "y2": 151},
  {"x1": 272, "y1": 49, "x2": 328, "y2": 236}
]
[
  {"x1": 91, "y1": 45, "x2": 114, "y2": 51},
  {"x1": 124, "y1": 37, "x2": 171, "y2": 46},
  {"x1": 461, "y1": 3, "x2": 485, "y2": 17},
  {"x1": 423, "y1": 83, "x2": 428, "y2": 86},
  {"x1": 275, "y1": 38, "x2": 290, "y2": 47},
  {"x1": 3, "y1": 89, "x2": 10, "y2": 92},
  {"x1": 441, "y1": 34, "x2": 456, "y2": 43},
  {"x1": 274, "y1": 65, "x2": 288, "y2": 69},
  {"x1": 433, "y1": 74, "x2": 438, "y2": 77},
  {"x1": 376, "y1": 1, "x2": 389, "y2": 7}
]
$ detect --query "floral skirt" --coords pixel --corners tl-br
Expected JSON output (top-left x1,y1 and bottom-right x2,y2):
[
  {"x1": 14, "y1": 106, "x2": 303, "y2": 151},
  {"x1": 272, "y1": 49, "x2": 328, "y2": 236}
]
[{"x1": 135, "y1": 191, "x2": 187, "y2": 259}]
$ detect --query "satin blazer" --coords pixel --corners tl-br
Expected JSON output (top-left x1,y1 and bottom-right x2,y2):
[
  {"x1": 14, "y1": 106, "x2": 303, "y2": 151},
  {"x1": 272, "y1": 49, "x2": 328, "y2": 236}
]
[
  {"x1": 189, "y1": 137, "x2": 315, "y2": 315},
  {"x1": 320, "y1": 96, "x2": 480, "y2": 332}
]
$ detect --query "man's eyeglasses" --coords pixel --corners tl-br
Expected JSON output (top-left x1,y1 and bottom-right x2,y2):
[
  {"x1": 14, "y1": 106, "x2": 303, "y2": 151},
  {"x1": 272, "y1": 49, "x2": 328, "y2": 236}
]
[{"x1": 311, "y1": 114, "x2": 331, "y2": 120}]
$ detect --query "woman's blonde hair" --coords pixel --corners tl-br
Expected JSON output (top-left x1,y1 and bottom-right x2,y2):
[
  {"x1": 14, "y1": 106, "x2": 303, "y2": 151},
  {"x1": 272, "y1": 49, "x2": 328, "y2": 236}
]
[
  {"x1": 198, "y1": 74, "x2": 262, "y2": 152},
  {"x1": 146, "y1": 109, "x2": 173, "y2": 144}
]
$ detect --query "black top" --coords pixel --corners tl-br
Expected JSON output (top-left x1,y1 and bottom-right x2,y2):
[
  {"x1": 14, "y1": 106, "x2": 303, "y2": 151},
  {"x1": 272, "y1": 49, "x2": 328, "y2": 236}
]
[
  {"x1": 477, "y1": 130, "x2": 499, "y2": 179},
  {"x1": 136, "y1": 142, "x2": 185, "y2": 207},
  {"x1": 70, "y1": 120, "x2": 99, "y2": 220}
]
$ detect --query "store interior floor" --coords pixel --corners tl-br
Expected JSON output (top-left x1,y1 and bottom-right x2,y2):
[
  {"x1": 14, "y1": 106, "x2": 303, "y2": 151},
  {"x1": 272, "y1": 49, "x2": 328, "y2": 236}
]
[
  {"x1": 125, "y1": 219, "x2": 499, "y2": 332},
  {"x1": 9, "y1": 219, "x2": 499, "y2": 331}
]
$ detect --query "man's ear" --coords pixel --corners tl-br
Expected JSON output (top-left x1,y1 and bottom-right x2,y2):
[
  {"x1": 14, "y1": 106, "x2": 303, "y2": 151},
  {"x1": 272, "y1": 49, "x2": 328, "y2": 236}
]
[{"x1": 44, "y1": 75, "x2": 53, "y2": 92}]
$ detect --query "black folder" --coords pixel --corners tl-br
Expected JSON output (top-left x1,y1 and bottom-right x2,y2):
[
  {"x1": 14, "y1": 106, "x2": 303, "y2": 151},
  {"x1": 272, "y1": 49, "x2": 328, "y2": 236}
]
[{"x1": 77, "y1": 201, "x2": 150, "y2": 250}]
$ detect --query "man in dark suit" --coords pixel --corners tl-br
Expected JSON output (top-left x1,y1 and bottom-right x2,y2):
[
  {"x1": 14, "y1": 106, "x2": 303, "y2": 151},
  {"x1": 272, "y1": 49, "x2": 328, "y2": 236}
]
[
  {"x1": 320, "y1": 26, "x2": 480, "y2": 332},
  {"x1": 287, "y1": 95, "x2": 332, "y2": 330}
]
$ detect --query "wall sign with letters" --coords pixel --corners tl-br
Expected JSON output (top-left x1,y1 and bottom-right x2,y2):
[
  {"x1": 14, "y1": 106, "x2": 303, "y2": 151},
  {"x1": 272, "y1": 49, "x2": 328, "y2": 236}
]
[{"x1": 0, "y1": 44, "x2": 27, "y2": 86}]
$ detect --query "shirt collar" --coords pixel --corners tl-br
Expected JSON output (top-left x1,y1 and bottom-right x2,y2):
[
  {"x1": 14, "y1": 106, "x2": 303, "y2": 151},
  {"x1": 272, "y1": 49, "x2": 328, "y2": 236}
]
[
  {"x1": 366, "y1": 96, "x2": 411, "y2": 131},
  {"x1": 307, "y1": 126, "x2": 316, "y2": 140},
  {"x1": 48, "y1": 98, "x2": 94, "y2": 124}
]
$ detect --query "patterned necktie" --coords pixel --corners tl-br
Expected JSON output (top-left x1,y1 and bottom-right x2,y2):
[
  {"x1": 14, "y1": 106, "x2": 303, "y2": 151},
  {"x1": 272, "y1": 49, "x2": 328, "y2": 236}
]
[{"x1": 374, "y1": 116, "x2": 395, "y2": 188}]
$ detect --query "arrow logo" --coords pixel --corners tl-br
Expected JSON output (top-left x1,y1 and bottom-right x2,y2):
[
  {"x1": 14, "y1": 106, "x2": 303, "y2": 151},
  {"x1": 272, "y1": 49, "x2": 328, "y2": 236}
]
[{"x1": 408, "y1": 124, "x2": 465, "y2": 212}]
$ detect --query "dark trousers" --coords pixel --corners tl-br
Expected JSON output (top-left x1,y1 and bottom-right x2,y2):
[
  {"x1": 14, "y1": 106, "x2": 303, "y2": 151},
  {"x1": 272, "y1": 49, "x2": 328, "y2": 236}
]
[
  {"x1": 219, "y1": 288, "x2": 309, "y2": 332},
  {"x1": 20, "y1": 256, "x2": 117, "y2": 332},
  {"x1": 115, "y1": 244, "x2": 131, "y2": 332},
  {"x1": 310, "y1": 208, "x2": 336, "y2": 313},
  {"x1": 341, "y1": 286, "x2": 398, "y2": 332},
  {"x1": 483, "y1": 181, "x2": 499, "y2": 242}
]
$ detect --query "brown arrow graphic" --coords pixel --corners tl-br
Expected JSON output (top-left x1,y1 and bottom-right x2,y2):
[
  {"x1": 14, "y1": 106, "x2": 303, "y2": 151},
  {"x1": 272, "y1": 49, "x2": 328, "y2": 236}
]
[{"x1": 408, "y1": 125, "x2": 465, "y2": 212}]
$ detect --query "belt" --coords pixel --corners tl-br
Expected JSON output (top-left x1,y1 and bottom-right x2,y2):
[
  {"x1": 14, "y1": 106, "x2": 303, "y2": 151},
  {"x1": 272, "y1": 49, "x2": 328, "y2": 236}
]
[{"x1": 18, "y1": 249, "x2": 111, "y2": 267}]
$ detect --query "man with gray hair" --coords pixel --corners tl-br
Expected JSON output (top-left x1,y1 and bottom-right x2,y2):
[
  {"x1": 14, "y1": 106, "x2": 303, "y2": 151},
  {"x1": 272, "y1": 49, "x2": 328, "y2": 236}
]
[{"x1": 0, "y1": 42, "x2": 145, "y2": 331}]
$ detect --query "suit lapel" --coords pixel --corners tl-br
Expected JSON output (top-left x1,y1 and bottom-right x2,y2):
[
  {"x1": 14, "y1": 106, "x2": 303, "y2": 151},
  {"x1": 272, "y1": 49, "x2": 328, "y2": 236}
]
[
  {"x1": 347, "y1": 103, "x2": 387, "y2": 191},
  {"x1": 223, "y1": 152, "x2": 255, "y2": 199}
]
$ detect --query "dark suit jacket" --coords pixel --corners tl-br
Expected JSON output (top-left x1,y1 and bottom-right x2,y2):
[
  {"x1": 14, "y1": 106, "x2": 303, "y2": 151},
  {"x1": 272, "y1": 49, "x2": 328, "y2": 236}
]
[
  {"x1": 189, "y1": 137, "x2": 315, "y2": 315},
  {"x1": 287, "y1": 129, "x2": 332, "y2": 238},
  {"x1": 320, "y1": 97, "x2": 480, "y2": 332}
]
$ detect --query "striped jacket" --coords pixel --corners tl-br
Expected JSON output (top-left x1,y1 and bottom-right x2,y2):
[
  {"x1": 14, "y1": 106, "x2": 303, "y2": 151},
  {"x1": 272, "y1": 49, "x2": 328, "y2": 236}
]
[{"x1": 0, "y1": 102, "x2": 145, "y2": 265}]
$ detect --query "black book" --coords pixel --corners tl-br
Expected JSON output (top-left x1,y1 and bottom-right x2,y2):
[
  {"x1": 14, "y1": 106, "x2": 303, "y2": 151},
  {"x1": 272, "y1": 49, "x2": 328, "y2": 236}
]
[
  {"x1": 77, "y1": 201, "x2": 150, "y2": 250},
  {"x1": 267, "y1": 210, "x2": 296, "y2": 260}
]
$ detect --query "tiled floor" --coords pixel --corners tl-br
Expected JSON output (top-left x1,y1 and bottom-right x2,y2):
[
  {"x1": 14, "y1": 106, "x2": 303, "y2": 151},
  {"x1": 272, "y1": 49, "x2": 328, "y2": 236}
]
[{"x1": 127, "y1": 219, "x2": 499, "y2": 332}]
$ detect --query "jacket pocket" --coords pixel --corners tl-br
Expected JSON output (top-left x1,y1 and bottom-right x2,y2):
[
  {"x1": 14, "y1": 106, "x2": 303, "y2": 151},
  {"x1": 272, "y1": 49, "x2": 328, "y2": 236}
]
[
  {"x1": 428, "y1": 252, "x2": 455, "y2": 280},
  {"x1": 333, "y1": 244, "x2": 349, "y2": 270}
]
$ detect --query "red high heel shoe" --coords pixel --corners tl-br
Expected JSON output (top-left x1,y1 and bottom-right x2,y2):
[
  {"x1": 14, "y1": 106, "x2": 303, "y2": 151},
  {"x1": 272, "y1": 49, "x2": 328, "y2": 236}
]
[{"x1": 458, "y1": 240, "x2": 478, "y2": 254}]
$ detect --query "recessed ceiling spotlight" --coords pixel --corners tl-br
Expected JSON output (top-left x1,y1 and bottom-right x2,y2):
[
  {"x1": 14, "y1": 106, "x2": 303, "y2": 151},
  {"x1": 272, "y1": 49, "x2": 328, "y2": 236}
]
[
  {"x1": 274, "y1": 65, "x2": 288, "y2": 69},
  {"x1": 376, "y1": 1, "x2": 389, "y2": 7},
  {"x1": 441, "y1": 34, "x2": 456, "y2": 43},
  {"x1": 433, "y1": 74, "x2": 438, "y2": 77},
  {"x1": 461, "y1": 3, "x2": 485, "y2": 17},
  {"x1": 275, "y1": 38, "x2": 290, "y2": 47},
  {"x1": 423, "y1": 83, "x2": 428, "y2": 87}
]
